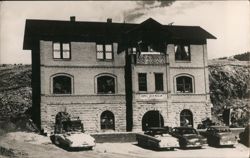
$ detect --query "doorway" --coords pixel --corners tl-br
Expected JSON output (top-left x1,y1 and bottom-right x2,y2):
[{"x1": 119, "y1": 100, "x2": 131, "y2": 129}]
[{"x1": 142, "y1": 110, "x2": 164, "y2": 131}]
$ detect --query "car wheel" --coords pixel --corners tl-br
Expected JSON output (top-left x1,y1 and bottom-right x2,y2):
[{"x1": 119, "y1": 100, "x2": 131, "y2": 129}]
[
  {"x1": 87, "y1": 147, "x2": 93, "y2": 150},
  {"x1": 179, "y1": 141, "x2": 186, "y2": 149},
  {"x1": 170, "y1": 147, "x2": 175, "y2": 151},
  {"x1": 54, "y1": 137, "x2": 59, "y2": 145}
]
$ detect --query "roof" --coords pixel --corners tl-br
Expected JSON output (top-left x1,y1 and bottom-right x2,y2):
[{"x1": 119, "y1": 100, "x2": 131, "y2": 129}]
[{"x1": 23, "y1": 18, "x2": 216, "y2": 50}]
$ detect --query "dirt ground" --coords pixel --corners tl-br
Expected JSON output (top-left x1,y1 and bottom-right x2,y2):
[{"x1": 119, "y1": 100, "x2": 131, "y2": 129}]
[{"x1": 0, "y1": 132, "x2": 249, "y2": 158}]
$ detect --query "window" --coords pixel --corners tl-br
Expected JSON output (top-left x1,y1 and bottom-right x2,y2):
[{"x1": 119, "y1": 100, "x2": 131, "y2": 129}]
[
  {"x1": 96, "y1": 44, "x2": 113, "y2": 60},
  {"x1": 175, "y1": 45, "x2": 190, "y2": 61},
  {"x1": 53, "y1": 75, "x2": 72, "y2": 94},
  {"x1": 101, "y1": 111, "x2": 115, "y2": 130},
  {"x1": 97, "y1": 75, "x2": 115, "y2": 94},
  {"x1": 180, "y1": 109, "x2": 193, "y2": 127},
  {"x1": 138, "y1": 73, "x2": 147, "y2": 91},
  {"x1": 155, "y1": 73, "x2": 163, "y2": 91},
  {"x1": 53, "y1": 42, "x2": 71, "y2": 59},
  {"x1": 176, "y1": 76, "x2": 193, "y2": 93},
  {"x1": 138, "y1": 42, "x2": 165, "y2": 53}
]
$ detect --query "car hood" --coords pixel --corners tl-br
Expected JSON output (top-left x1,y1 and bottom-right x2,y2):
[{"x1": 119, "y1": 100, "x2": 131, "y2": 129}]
[
  {"x1": 182, "y1": 134, "x2": 200, "y2": 140},
  {"x1": 156, "y1": 134, "x2": 178, "y2": 141},
  {"x1": 64, "y1": 133, "x2": 95, "y2": 144},
  {"x1": 217, "y1": 133, "x2": 235, "y2": 139}
]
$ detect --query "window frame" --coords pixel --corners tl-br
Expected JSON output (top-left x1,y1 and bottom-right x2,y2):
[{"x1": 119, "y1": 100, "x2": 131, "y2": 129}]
[
  {"x1": 96, "y1": 43, "x2": 114, "y2": 61},
  {"x1": 154, "y1": 73, "x2": 164, "y2": 92},
  {"x1": 174, "y1": 44, "x2": 191, "y2": 61},
  {"x1": 138, "y1": 73, "x2": 147, "y2": 92},
  {"x1": 52, "y1": 42, "x2": 71, "y2": 60},
  {"x1": 95, "y1": 74, "x2": 117, "y2": 94},
  {"x1": 175, "y1": 75, "x2": 194, "y2": 94},
  {"x1": 51, "y1": 73, "x2": 74, "y2": 95}
]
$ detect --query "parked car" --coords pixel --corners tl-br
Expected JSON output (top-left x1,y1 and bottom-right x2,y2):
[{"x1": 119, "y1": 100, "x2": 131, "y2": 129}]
[
  {"x1": 51, "y1": 119, "x2": 96, "y2": 150},
  {"x1": 136, "y1": 127, "x2": 179, "y2": 150},
  {"x1": 171, "y1": 127, "x2": 205, "y2": 149},
  {"x1": 205, "y1": 126, "x2": 237, "y2": 147},
  {"x1": 239, "y1": 124, "x2": 249, "y2": 147}
]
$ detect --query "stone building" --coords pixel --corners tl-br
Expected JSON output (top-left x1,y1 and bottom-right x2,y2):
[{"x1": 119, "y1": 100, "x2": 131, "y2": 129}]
[{"x1": 23, "y1": 17, "x2": 216, "y2": 134}]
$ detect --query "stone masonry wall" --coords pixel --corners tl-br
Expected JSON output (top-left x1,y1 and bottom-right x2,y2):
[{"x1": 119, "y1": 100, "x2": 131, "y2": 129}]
[{"x1": 39, "y1": 40, "x2": 127, "y2": 133}]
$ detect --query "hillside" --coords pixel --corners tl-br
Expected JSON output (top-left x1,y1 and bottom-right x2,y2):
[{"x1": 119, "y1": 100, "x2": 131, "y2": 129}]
[
  {"x1": 0, "y1": 65, "x2": 32, "y2": 119},
  {"x1": 208, "y1": 60, "x2": 250, "y2": 127},
  {"x1": 0, "y1": 62, "x2": 249, "y2": 127}
]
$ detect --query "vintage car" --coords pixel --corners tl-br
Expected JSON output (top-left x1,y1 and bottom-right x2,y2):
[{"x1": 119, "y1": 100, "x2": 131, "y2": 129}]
[
  {"x1": 51, "y1": 119, "x2": 96, "y2": 150},
  {"x1": 205, "y1": 126, "x2": 237, "y2": 147},
  {"x1": 171, "y1": 127, "x2": 206, "y2": 149},
  {"x1": 239, "y1": 124, "x2": 250, "y2": 147},
  {"x1": 136, "y1": 127, "x2": 179, "y2": 150}
]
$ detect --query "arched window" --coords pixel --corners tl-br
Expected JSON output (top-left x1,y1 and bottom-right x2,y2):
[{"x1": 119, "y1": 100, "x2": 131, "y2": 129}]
[
  {"x1": 100, "y1": 111, "x2": 115, "y2": 130},
  {"x1": 52, "y1": 75, "x2": 72, "y2": 94},
  {"x1": 180, "y1": 109, "x2": 193, "y2": 127},
  {"x1": 176, "y1": 76, "x2": 193, "y2": 93},
  {"x1": 97, "y1": 75, "x2": 115, "y2": 94}
]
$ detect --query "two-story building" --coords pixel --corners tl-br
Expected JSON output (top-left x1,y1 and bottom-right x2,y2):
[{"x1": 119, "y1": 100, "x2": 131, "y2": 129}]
[{"x1": 23, "y1": 17, "x2": 216, "y2": 134}]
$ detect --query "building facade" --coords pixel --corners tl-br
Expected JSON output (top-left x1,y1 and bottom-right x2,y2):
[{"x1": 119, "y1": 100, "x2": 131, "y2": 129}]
[{"x1": 23, "y1": 18, "x2": 216, "y2": 134}]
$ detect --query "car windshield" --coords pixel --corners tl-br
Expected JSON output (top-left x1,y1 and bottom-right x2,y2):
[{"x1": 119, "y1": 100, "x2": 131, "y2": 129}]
[
  {"x1": 62, "y1": 121, "x2": 83, "y2": 132},
  {"x1": 145, "y1": 127, "x2": 170, "y2": 136},
  {"x1": 180, "y1": 129, "x2": 197, "y2": 135},
  {"x1": 216, "y1": 127, "x2": 231, "y2": 133}
]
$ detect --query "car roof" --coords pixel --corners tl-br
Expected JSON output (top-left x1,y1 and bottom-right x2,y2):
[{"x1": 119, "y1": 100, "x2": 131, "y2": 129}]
[
  {"x1": 209, "y1": 126, "x2": 230, "y2": 129},
  {"x1": 174, "y1": 127, "x2": 195, "y2": 130}
]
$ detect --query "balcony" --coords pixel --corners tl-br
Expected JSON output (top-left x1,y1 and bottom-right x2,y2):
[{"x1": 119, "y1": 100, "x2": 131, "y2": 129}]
[{"x1": 136, "y1": 52, "x2": 166, "y2": 65}]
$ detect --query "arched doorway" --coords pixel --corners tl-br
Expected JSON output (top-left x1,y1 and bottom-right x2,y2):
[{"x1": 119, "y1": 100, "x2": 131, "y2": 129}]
[
  {"x1": 100, "y1": 110, "x2": 115, "y2": 130},
  {"x1": 142, "y1": 110, "x2": 164, "y2": 131},
  {"x1": 180, "y1": 109, "x2": 193, "y2": 127}
]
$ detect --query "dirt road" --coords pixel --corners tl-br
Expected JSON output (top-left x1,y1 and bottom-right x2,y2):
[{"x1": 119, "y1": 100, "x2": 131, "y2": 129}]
[{"x1": 0, "y1": 132, "x2": 249, "y2": 158}]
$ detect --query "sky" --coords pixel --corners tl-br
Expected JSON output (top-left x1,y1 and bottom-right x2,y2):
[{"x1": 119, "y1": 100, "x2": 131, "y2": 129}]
[{"x1": 0, "y1": 1, "x2": 249, "y2": 64}]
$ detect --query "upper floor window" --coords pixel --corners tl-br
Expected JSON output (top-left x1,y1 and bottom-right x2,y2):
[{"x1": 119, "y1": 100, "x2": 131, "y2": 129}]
[
  {"x1": 155, "y1": 73, "x2": 163, "y2": 91},
  {"x1": 97, "y1": 75, "x2": 115, "y2": 94},
  {"x1": 176, "y1": 76, "x2": 193, "y2": 93},
  {"x1": 175, "y1": 45, "x2": 190, "y2": 61},
  {"x1": 96, "y1": 44, "x2": 113, "y2": 60},
  {"x1": 138, "y1": 73, "x2": 147, "y2": 91},
  {"x1": 53, "y1": 75, "x2": 72, "y2": 94},
  {"x1": 138, "y1": 42, "x2": 165, "y2": 54},
  {"x1": 53, "y1": 42, "x2": 71, "y2": 59}
]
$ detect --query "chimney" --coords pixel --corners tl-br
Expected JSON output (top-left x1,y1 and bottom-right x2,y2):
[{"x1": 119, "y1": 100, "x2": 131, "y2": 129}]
[
  {"x1": 107, "y1": 18, "x2": 112, "y2": 23},
  {"x1": 70, "y1": 16, "x2": 76, "y2": 22}
]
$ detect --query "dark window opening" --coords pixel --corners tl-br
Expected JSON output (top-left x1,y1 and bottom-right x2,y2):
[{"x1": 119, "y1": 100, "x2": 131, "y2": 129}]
[
  {"x1": 53, "y1": 42, "x2": 71, "y2": 59},
  {"x1": 53, "y1": 75, "x2": 72, "y2": 94},
  {"x1": 176, "y1": 76, "x2": 193, "y2": 93},
  {"x1": 175, "y1": 45, "x2": 190, "y2": 61},
  {"x1": 138, "y1": 42, "x2": 165, "y2": 53},
  {"x1": 155, "y1": 73, "x2": 164, "y2": 91},
  {"x1": 138, "y1": 73, "x2": 147, "y2": 91},
  {"x1": 142, "y1": 110, "x2": 164, "y2": 131},
  {"x1": 96, "y1": 44, "x2": 113, "y2": 60},
  {"x1": 97, "y1": 76, "x2": 115, "y2": 94},
  {"x1": 101, "y1": 111, "x2": 115, "y2": 130},
  {"x1": 180, "y1": 109, "x2": 193, "y2": 127}
]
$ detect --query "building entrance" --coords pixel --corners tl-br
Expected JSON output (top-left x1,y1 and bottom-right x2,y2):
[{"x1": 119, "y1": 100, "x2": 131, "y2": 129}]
[{"x1": 141, "y1": 110, "x2": 164, "y2": 131}]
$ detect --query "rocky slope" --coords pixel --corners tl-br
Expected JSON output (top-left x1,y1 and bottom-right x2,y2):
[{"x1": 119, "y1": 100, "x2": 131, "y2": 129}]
[{"x1": 208, "y1": 60, "x2": 250, "y2": 127}]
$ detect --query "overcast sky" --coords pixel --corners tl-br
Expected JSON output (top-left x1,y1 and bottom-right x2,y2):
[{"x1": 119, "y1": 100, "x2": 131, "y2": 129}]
[{"x1": 0, "y1": 1, "x2": 249, "y2": 64}]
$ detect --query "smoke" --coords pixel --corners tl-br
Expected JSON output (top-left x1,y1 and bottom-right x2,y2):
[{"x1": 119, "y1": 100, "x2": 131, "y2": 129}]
[{"x1": 124, "y1": 0, "x2": 175, "y2": 22}]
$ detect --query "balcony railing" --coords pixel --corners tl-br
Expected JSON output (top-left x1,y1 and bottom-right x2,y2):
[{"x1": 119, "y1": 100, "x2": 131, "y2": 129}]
[{"x1": 136, "y1": 53, "x2": 166, "y2": 65}]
